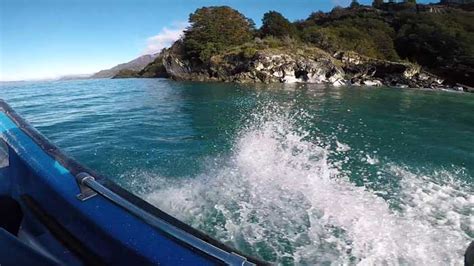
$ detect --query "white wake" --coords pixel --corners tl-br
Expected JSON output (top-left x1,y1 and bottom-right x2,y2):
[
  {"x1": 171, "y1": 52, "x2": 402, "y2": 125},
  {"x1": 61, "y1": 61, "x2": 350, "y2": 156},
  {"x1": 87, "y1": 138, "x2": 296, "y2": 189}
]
[{"x1": 136, "y1": 107, "x2": 472, "y2": 265}]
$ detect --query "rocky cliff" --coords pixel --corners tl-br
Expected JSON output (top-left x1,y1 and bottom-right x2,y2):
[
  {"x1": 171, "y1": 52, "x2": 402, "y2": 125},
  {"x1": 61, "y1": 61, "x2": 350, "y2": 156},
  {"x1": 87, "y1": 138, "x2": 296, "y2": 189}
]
[
  {"x1": 161, "y1": 43, "x2": 346, "y2": 85},
  {"x1": 158, "y1": 42, "x2": 464, "y2": 91},
  {"x1": 335, "y1": 51, "x2": 447, "y2": 89}
]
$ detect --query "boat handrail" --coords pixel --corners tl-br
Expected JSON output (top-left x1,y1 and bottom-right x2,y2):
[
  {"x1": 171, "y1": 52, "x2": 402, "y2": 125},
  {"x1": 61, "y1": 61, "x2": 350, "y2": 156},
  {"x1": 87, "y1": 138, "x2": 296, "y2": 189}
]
[{"x1": 75, "y1": 172, "x2": 255, "y2": 266}]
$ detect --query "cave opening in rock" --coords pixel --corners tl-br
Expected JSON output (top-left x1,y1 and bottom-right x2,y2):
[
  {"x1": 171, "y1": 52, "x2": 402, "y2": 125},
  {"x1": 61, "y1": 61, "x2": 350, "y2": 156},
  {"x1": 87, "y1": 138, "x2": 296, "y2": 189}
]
[{"x1": 295, "y1": 70, "x2": 309, "y2": 81}]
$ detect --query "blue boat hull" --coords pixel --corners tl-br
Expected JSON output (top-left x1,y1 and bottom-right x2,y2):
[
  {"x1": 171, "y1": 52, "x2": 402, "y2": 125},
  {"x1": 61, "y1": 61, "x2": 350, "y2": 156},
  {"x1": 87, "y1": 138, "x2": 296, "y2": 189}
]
[{"x1": 0, "y1": 100, "x2": 264, "y2": 266}]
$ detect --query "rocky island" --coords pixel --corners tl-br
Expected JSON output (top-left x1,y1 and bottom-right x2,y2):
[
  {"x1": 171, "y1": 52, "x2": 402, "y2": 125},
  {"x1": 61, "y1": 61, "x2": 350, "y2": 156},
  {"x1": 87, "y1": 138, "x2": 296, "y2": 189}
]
[{"x1": 112, "y1": 1, "x2": 474, "y2": 92}]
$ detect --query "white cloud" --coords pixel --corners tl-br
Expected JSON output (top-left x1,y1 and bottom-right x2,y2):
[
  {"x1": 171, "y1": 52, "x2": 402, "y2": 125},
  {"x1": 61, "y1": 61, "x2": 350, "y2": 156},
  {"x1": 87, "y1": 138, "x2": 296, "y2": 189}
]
[
  {"x1": 143, "y1": 22, "x2": 188, "y2": 55},
  {"x1": 331, "y1": 0, "x2": 351, "y2": 7}
]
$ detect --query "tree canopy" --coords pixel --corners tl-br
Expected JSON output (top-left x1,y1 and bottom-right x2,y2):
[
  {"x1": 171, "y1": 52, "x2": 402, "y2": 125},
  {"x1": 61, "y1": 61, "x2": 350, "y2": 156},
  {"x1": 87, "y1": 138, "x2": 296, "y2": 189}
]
[
  {"x1": 394, "y1": 11, "x2": 474, "y2": 84},
  {"x1": 300, "y1": 11, "x2": 400, "y2": 61},
  {"x1": 260, "y1": 11, "x2": 297, "y2": 38},
  {"x1": 350, "y1": 0, "x2": 361, "y2": 8},
  {"x1": 183, "y1": 6, "x2": 255, "y2": 62}
]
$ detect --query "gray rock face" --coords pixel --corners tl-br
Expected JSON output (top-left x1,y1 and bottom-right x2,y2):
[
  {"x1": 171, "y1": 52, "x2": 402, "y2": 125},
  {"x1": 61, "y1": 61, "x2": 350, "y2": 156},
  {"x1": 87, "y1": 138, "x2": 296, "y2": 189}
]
[
  {"x1": 336, "y1": 51, "x2": 447, "y2": 89},
  {"x1": 162, "y1": 52, "x2": 198, "y2": 80},
  {"x1": 163, "y1": 48, "x2": 346, "y2": 86},
  {"x1": 240, "y1": 52, "x2": 345, "y2": 86},
  {"x1": 161, "y1": 45, "x2": 458, "y2": 91}
]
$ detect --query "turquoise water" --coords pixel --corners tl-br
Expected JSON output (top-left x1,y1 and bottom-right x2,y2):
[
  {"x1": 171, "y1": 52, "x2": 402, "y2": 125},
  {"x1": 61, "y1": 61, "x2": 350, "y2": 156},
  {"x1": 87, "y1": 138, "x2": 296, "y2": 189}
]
[{"x1": 1, "y1": 79, "x2": 473, "y2": 265}]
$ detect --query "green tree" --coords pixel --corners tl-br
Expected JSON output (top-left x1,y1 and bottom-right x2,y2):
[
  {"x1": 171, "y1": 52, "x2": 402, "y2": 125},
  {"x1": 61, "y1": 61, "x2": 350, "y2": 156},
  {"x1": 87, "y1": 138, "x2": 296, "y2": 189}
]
[
  {"x1": 183, "y1": 6, "x2": 255, "y2": 62},
  {"x1": 394, "y1": 11, "x2": 474, "y2": 85},
  {"x1": 350, "y1": 0, "x2": 361, "y2": 8},
  {"x1": 372, "y1": 0, "x2": 384, "y2": 8},
  {"x1": 260, "y1": 11, "x2": 297, "y2": 38}
]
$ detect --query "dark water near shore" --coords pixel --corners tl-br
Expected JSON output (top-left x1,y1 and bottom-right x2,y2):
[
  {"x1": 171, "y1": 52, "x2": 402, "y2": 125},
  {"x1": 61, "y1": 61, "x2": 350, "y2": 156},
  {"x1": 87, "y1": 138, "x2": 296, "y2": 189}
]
[{"x1": 1, "y1": 79, "x2": 473, "y2": 265}]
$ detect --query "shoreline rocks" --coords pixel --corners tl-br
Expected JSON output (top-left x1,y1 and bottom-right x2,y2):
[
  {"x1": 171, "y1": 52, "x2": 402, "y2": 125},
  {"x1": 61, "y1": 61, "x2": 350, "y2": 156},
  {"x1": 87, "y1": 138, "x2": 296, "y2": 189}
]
[
  {"x1": 128, "y1": 42, "x2": 470, "y2": 92},
  {"x1": 336, "y1": 51, "x2": 448, "y2": 90},
  {"x1": 161, "y1": 45, "x2": 347, "y2": 86}
]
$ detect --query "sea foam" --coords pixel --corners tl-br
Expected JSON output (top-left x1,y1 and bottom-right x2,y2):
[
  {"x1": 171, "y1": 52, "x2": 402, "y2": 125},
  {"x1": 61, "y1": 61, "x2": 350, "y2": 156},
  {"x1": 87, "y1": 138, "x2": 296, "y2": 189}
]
[{"x1": 140, "y1": 105, "x2": 472, "y2": 265}]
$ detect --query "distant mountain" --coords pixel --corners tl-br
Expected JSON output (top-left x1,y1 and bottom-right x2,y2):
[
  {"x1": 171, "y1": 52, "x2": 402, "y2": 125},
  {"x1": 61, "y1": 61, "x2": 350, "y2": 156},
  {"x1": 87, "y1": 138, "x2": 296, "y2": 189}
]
[
  {"x1": 91, "y1": 54, "x2": 158, "y2": 78},
  {"x1": 112, "y1": 53, "x2": 169, "y2": 79},
  {"x1": 58, "y1": 74, "x2": 91, "y2": 81}
]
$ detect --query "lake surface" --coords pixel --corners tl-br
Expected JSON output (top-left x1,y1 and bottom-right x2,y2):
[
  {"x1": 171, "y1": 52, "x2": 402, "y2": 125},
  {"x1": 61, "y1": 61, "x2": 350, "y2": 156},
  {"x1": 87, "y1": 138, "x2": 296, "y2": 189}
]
[{"x1": 1, "y1": 79, "x2": 473, "y2": 265}]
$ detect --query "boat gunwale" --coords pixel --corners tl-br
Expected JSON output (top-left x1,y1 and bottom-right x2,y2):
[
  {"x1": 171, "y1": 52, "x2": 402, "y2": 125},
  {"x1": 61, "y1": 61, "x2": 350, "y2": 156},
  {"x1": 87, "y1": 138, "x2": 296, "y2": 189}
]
[{"x1": 0, "y1": 99, "x2": 268, "y2": 266}]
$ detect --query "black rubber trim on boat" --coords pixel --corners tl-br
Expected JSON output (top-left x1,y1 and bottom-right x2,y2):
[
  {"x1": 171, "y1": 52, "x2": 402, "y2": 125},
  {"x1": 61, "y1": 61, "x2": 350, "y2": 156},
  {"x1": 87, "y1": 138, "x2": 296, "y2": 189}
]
[
  {"x1": 0, "y1": 100, "x2": 268, "y2": 266},
  {"x1": 20, "y1": 195, "x2": 105, "y2": 266}
]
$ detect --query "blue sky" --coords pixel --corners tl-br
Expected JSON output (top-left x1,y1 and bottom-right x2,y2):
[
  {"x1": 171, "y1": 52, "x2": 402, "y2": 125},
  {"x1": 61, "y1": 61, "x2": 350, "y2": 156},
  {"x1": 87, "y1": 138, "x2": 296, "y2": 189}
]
[{"x1": 0, "y1": 0, "x2": 434, "y2": 81}]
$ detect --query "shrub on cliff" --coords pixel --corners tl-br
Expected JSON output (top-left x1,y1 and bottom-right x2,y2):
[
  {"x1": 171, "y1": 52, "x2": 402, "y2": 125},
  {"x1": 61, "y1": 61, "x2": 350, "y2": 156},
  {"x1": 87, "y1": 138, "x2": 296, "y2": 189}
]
[
  {"x1": 260, "y1": 11, "x2": 298, "y2": 39},
  {"x1": 183, "y1": 6, "x2": 255, "y2": 63},
  {"x1": 394, "y1": 10, "x2": 474, "y2": 85},
  {"x1": 302, "y1": 16, "x2": 399, "y2": 61}
]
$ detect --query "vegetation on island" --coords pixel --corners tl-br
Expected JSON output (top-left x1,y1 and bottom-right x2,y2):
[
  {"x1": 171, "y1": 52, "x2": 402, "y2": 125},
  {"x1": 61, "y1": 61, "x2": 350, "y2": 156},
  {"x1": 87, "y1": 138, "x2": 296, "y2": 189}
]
[
  {"x1": 174, "y1": 2, "x2": 473, "y2": 86},
  {"x1": 114, "y1": 1, "x2": 473, "y2": 87}
]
